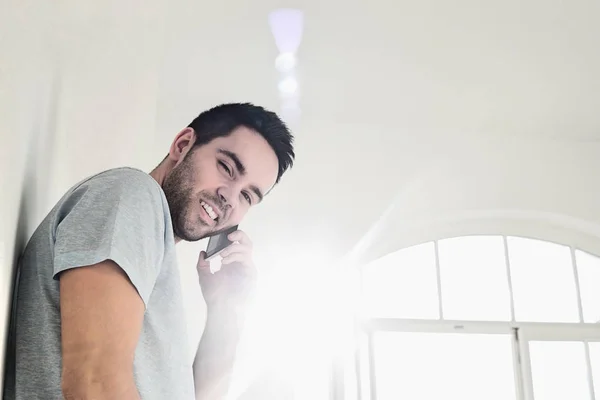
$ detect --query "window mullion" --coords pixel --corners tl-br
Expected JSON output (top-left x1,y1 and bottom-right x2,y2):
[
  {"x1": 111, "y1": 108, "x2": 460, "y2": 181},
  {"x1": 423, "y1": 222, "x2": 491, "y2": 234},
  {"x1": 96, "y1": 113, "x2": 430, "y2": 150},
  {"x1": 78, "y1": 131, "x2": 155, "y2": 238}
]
[
  {"x1": 571, "y1": 246, "x2": 585, "y2": 323},
  {"x1": 585, "y1": 341, "x2": 596, "y2": 400},
  {"x1": 356, "y1": 267, "x2": 366, "y2": 400},
  {"x1": 570, "y1": 247, "x2": 584, "y2": 322},
  {"x1": 570, "y1": 247, "x2": 596, "y2": 400},
  {"x1": 354, "y1": 334, "x2": 362, "y2": 400},
  {"x1": 434, "y1": 240, "x2": 444, "y2": 320},
  {"x1": 512, "y1": 328, "x2": 526, "y2": 400},
  {"x1": 504, "y1": 236, "x2": 517, "y2": 322},
  {"x1": 516, "y1": 328, "x2": 535, "y2": 400},
  {"x1": 367, "y1": 330, "x2": 377, "y2": 400}
]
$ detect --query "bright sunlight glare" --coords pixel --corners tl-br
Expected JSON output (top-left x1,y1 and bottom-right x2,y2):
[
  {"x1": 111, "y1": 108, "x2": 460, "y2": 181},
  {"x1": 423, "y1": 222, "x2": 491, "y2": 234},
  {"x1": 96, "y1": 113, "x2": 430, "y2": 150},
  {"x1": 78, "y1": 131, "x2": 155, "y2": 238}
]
[{"x1": 227, "y1": 254, "x2": 359, "y2": 399}]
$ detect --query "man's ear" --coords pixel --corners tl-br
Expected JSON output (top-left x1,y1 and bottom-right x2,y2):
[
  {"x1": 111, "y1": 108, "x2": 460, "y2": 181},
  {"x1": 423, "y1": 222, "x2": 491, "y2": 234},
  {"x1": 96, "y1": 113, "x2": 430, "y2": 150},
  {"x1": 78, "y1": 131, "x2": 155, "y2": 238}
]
[{"x1": 168, "y1": 127, "x2": 196, "y2": 163}]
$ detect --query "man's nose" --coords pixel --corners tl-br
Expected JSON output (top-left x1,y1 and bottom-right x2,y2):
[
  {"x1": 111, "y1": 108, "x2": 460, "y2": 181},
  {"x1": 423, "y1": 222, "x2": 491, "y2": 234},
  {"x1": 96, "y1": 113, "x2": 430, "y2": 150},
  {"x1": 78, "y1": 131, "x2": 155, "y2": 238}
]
[
  {"x1": 217, "y1": 187, "x2": 229, "y2": 206},
  {"x1": 217, "y1": 187, "x2": 237, "y2": 209}
]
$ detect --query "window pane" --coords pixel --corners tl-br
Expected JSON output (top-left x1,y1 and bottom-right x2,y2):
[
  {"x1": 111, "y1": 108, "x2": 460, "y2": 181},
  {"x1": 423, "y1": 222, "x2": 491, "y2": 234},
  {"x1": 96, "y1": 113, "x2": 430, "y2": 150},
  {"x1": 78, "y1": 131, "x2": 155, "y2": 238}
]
[
  {"x1": 576, "y1": 250, "x2": 600, "y2": 323},
  {"x1": 438, "y1": 236, "x2": 511, "y2": 320},
  {"x1": 508, "y1": 237, "x2": 579, "y2": 322},
  {"x1": 529, "y1": 341, "x2": 591, "y2": 400},
  {"x1": 361, "y1": 242, "x2": 439, "y2": 319},
  {"x1": 373, "y1": 332, "x2": 516, "y2": 400}
]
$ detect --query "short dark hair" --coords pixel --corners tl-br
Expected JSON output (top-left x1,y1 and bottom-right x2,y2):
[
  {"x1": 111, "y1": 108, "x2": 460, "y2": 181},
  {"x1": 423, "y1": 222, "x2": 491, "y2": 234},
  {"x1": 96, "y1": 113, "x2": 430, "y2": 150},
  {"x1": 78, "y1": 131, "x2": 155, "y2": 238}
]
[{"x1": 188, "y1": 103, "x2": 295, "y2": 183}]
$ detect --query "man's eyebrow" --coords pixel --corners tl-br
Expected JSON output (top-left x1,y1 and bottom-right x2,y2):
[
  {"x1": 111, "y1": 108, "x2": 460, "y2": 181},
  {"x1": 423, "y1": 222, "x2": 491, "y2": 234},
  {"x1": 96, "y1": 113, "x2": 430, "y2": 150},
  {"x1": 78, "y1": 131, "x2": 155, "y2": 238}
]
[
  {"x1": 218, "y1": 149, "x2": 245, "y2": 175},
  {"x1": 250, "y1": 185, "x2": 264, "y2": 203}
]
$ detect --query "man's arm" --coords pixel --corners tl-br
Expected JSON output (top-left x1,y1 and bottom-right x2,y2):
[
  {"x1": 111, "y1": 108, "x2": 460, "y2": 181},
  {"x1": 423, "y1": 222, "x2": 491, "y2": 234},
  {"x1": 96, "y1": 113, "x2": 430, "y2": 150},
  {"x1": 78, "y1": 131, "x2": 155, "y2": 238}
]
[
  {"x1": 193, "y1": 304, "x2": 243, "y2": 400},
  {"x1": 60, "y1": 260, "x2": 144, "y2": 399},
  {"x1": 193, "y1": 235, "x2": 257, "y2": 400}
]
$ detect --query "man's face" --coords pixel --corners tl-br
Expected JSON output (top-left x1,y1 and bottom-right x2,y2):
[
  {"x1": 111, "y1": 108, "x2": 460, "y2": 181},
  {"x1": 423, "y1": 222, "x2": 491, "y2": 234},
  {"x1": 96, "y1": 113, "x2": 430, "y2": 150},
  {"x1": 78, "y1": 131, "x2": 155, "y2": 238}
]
[{"x1": 162, "y1": 126, "x2": 279, "y2": 241}]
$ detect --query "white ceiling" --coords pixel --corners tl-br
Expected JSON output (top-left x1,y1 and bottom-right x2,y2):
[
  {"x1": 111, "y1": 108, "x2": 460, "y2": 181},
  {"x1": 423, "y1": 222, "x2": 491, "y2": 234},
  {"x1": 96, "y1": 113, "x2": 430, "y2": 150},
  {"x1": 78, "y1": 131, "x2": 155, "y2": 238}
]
[{"x1": 3, "y1": 0, "x2": 600, "y2": 270}]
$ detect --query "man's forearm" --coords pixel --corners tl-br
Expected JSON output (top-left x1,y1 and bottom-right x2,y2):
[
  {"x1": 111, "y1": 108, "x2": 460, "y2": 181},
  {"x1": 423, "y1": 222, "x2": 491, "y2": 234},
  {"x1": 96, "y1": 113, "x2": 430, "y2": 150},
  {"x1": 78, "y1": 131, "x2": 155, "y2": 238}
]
[{"x1": 193, "y1": 304, "x2": 244, "y2": 400}]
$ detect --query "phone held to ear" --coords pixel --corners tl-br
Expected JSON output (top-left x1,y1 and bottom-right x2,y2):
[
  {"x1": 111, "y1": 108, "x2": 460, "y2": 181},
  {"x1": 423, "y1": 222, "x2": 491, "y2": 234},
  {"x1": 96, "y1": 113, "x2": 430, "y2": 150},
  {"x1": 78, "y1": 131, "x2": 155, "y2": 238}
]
[{"x1": 205, "y1": 225, "x2": 239, "y2": 260}]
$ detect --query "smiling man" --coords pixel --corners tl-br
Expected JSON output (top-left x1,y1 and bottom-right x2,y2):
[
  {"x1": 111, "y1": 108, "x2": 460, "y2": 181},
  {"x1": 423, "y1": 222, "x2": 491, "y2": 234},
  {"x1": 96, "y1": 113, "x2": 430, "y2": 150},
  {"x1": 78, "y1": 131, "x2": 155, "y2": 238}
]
[{"x1": 4, "y1": 103, "x2": 295, "y2": 400}]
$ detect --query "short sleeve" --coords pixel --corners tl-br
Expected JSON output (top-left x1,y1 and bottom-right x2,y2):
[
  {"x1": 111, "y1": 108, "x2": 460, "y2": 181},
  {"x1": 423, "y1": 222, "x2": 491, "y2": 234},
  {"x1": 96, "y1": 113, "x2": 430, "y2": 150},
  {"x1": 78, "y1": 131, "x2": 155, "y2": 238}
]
[{"x1": 53, "y1": 170, "x2": 167, "y2": 307}]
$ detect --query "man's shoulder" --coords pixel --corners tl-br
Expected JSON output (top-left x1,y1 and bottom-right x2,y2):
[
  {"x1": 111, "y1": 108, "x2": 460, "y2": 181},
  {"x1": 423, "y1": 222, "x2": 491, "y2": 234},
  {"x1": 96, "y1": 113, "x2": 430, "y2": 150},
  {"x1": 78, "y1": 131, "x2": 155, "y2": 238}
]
[
  {"x1": 56, "y1": 167, "x2": 167, "y2": 218},
  {"x1": 86, "y1": 167, "x2": 159, "y2": 189},
  {"x1": 76, "y1": 167, "x2": 163, "y2": 199}
]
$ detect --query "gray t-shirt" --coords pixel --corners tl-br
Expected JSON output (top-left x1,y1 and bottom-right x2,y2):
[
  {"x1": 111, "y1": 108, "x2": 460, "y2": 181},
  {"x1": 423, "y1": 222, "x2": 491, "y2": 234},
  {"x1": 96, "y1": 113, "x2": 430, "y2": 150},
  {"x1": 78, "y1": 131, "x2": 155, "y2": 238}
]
[{"x1": 4, "y1": 168, "x2": 195, "y2": 400}]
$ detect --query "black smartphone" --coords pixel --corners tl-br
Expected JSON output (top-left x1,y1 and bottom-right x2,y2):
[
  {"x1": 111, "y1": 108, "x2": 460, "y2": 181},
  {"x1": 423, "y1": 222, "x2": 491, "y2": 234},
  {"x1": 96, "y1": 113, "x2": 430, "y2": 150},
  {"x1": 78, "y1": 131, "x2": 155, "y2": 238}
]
[{"x1": 205, "y1": 225, "x2": 239, "y2": 260}]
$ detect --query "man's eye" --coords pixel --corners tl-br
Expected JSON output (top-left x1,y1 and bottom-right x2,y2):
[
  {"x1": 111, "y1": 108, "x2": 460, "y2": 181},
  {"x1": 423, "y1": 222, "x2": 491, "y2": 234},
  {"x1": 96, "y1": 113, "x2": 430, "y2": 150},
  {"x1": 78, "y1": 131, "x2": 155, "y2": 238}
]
[
  {"x1": 242, "y1": 192, "x2": 252, "y2": 204},
  {"x1": 219, "y1": 161, "x2": 232, "y2": 176}
]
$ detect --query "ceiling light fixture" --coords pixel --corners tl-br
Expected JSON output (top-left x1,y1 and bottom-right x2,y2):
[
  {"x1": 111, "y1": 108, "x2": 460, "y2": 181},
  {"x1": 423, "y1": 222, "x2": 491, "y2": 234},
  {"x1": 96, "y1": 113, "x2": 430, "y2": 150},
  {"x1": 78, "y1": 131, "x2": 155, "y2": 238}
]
[
  {"x1": 269, "y1": 8, "x2": 304, "y2": 126},
  {"x1": 268, "y1": 9, "x2": 304, "y2": 55}
]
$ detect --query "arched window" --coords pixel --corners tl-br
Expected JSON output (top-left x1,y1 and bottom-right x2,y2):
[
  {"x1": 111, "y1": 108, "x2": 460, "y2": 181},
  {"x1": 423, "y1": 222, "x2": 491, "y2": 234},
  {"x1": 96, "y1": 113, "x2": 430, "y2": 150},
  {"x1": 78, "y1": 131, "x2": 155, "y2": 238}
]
[{"x1": 354, "y1": 235, "x2": 600, "y2": 400}]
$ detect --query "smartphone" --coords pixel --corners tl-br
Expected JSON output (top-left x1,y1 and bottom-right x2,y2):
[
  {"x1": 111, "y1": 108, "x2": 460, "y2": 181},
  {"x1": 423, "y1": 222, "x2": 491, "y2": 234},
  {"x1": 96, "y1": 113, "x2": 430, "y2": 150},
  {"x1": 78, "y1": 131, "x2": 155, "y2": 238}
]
[{"x1": 205, "y1": 225, "x2": 239, "y2": 260}]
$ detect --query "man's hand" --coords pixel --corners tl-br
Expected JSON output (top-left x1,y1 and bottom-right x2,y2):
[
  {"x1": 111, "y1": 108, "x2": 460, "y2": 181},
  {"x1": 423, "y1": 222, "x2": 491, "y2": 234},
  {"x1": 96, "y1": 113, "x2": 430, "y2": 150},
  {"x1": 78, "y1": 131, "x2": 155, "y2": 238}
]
[
  {"x1": 194, "y1": 230, "x2": 257, "y2": 399},
  {"x1": 197, "y1": 229, "x2": 258, "y2": 307}
]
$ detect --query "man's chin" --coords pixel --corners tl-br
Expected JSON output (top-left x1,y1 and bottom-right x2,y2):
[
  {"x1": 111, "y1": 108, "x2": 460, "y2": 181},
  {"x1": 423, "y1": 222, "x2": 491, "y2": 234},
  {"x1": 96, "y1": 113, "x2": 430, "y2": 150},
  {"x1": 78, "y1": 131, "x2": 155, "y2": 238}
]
[
  {"x1": 175, "y1": 218, "x2": 234, "y2": 242},
  {"x1": 174, "y1": 223, "x2": 209, "y2": 242},
  {"x1": 175, "y1": 232, "x2": 204, "y2": 243}
]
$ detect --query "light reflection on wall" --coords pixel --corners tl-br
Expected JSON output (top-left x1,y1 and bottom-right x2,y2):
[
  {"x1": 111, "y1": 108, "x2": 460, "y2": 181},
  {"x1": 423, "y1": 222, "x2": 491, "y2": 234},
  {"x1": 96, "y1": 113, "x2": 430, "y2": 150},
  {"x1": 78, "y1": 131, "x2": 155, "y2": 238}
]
[{"x1": 269, "y1": 8, "x2": 303, "y2": 127}]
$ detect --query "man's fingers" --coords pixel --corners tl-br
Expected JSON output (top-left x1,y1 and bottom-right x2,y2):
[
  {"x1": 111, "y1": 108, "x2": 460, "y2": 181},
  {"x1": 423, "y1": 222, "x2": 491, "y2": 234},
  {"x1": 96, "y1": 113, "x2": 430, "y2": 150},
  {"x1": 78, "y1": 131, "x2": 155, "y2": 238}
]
[
  {"x1": 221, "y1": 252, "x2": 251, "y2": 266},
  {"x1": 227, "y1": 230, "x2": 253, "y2": 247},
  {"x1": 220, "y1": 243, "x2": 251, "y2": 258}
]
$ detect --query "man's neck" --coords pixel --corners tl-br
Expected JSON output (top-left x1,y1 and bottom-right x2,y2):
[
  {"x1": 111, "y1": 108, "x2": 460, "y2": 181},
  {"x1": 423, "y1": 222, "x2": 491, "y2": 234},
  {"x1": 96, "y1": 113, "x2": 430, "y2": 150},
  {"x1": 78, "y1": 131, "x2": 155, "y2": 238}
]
[
  {"x1": 149, "y1": 163, "x2": 168, "y2": 186},
  {"x1": 149, "y1": 159, "x2": 183, "y2": 244}
]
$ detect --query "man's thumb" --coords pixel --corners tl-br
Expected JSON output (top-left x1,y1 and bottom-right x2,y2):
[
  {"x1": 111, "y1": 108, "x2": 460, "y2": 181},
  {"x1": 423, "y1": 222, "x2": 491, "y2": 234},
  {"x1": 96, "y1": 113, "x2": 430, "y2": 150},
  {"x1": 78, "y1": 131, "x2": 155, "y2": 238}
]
[{"x1": 197, "y1": 251, "x2": 211, "y2": 270}]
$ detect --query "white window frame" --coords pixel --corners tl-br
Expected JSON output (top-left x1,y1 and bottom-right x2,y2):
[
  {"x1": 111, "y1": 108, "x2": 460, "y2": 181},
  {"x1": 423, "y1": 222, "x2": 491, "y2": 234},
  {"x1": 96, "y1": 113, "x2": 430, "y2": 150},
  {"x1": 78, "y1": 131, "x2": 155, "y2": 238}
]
[{"x1": 337, "y1": 236, "x2": 600, "y2": 400}]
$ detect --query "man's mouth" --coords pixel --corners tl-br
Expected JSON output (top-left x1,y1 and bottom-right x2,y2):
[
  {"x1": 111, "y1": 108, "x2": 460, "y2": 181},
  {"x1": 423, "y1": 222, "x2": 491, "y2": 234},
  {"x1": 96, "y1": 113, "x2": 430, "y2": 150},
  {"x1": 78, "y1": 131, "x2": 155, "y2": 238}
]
[{"x1": 200, "y1": 200, "x2": 219, "y2": 222}]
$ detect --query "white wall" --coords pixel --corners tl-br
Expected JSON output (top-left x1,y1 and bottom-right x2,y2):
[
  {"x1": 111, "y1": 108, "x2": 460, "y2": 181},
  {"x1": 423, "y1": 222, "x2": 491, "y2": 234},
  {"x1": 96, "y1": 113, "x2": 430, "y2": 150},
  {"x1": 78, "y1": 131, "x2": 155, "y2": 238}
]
[
  {"x1": 351, "y1": 135, "x2": 600, "y2": 266},
  {"x1": 0, "y1": 0, "x2": 56, "y2": 384},
  {"x1": 0, "y1": 0, "x2": 170, "y2": 386}
]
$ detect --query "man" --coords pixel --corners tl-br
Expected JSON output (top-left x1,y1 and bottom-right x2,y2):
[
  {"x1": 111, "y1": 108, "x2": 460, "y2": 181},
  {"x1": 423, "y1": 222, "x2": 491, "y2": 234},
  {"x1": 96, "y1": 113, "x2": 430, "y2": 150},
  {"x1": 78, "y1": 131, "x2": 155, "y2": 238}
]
[{"x1": 4, "y1": 103, "x2": 295, "y2": 399}]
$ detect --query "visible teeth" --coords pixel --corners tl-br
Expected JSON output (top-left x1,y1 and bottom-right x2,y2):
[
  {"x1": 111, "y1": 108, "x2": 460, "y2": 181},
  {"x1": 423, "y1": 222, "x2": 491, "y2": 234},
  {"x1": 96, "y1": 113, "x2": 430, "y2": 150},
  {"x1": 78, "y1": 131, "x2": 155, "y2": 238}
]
[{"x1": 200, "y1": 201, "x2": 217, "y2": 220}]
